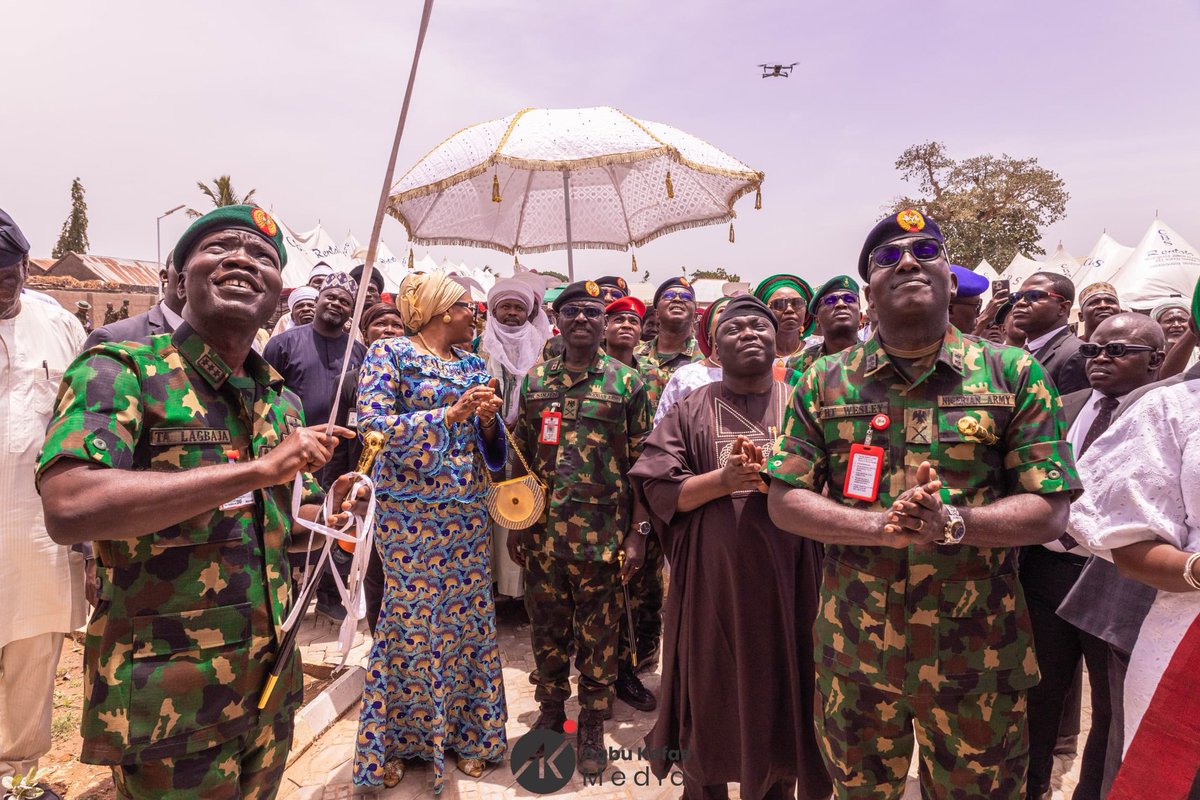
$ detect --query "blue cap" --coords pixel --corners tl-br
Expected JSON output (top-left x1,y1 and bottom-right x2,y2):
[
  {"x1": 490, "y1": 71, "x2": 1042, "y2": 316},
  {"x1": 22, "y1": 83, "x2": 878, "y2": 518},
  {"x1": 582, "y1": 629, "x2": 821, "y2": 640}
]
[
  {"x1": 950, "y1": 265, "x2": 989, "y2": 298},
  {"x1": 0, "y1": 208, "x2": 30, "y2": 268}
]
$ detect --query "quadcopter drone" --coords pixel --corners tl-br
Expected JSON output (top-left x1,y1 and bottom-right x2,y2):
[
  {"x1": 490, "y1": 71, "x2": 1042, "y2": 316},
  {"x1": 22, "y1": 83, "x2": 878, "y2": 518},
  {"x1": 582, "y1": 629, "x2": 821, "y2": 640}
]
[{"x1": 758, "y1": 63, "x2": 798, "y2": 78}]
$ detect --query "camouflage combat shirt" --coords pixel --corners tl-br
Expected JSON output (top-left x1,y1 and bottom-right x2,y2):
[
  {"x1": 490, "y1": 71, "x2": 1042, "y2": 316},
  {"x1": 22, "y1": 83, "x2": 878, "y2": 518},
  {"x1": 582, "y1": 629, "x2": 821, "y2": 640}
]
[
  {"x1": 515, "y1": 352, "x2": 653, "y2": 562},
  {"x1": 36, "y1": 324, "x2": 321, "y2": 764},
  {"x1": 633, "y1": 335, "x2": 701, "y2": 414},
  {"x1": 767, "y1": 327, "x2": 1081, "y2": 698},
  {"x1": 783, "y1": 342, "x2": 827, "y2": 386}
]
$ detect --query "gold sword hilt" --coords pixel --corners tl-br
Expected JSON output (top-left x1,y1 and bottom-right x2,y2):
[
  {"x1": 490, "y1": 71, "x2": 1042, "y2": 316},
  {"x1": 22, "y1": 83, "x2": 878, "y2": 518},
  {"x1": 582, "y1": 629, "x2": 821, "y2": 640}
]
[
  {"x1": 355, "y1": 431, "x2": 387, "y2": 476},
  {"x1": 956, "y1": 416, "x2": 998, "y2": 446}
]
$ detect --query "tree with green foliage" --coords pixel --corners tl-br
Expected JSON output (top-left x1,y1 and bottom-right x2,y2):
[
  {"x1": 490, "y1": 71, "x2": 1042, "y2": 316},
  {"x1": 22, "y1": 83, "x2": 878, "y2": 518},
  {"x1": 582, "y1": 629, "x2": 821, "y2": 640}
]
[
  {"x1": 186, "y1": 175, "x2": 258, "y2": 218},
  {"x1": 689, "y1": 266, "x2": 741, "y2": 282},
  {"x1": 538, "y1": 269, "x2": 568, "y2": 283},
  {"x1": 52, "y1": 177, "x2": 90, "y2": 257},
  {"x1": 891, "y1": 141, "x2": 1068, "y2": 270}
]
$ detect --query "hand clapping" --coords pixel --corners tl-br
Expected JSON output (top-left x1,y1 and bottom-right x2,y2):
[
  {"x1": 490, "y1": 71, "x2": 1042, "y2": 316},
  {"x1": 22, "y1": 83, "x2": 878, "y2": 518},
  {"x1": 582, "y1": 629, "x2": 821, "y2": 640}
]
[
  {"x1": 721, "y1": 434, "x2": 768, "y2": 494},
  {"x1": 882, "y1": 460, "x2": 948, "y2": 546}
]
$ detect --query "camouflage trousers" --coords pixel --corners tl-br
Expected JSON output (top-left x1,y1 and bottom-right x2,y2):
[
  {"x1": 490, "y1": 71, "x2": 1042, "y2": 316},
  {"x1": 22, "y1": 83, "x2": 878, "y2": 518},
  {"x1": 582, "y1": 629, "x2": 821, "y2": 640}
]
[
  {"x1": 619, "y1": 533, "x2": 663, "y2": 669},
  {"x1": 112, "y1": 710, "x2": 293, "y2": 800},
  {"x1": 525, "y1": 551, "x2": 620, "y2": 712},
  {"x1": 816, "y1": 672, "x2": 1028, "y2": 800}
]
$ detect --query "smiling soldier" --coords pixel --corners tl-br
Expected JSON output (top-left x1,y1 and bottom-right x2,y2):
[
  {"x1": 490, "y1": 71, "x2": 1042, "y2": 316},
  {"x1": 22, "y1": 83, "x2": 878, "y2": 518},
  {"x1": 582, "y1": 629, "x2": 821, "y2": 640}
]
[
  {"x1": 37, "y1": 205, "x2": 363, "y2": 800},
  {"x1": 766, "y1": 210, "x2": 1082, "y2": 799}
]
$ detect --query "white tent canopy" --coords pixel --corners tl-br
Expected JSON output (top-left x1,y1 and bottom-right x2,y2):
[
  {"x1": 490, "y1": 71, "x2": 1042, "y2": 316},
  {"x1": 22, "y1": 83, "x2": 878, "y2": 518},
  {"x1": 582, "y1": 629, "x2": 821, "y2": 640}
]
[
  {"x1": 1075, "y1": 233, "x2": 1134, "y2": 288},
  {"x1": 1003, "y1": 252, "x2": 1050, "y2": 287},
  {"x1": 1107, "y1": 219, "x2": 1200, "y2": 310}
]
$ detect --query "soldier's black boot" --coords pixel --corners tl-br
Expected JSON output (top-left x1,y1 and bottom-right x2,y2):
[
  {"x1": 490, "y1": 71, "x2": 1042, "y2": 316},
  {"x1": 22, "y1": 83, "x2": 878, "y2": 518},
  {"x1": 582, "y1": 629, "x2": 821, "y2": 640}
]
[
  {"x1": 532, "y1": 700, "x2": 566, "y2": 733},
  {"x1": 615, "y1": 666, "x2": 657, "y2": 712},
  {"x1": 576, "y1": 709, "x2": 608, "y2": 776},
  {"x1": 528, "y1": 701, "x2": 566, "y2": 757}
]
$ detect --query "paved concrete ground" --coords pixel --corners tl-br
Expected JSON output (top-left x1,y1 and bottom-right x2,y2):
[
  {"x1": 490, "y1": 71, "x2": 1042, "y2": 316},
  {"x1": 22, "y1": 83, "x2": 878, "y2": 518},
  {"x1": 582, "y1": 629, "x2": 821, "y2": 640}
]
[{"x1": 282, "y1": 604, "x2": 1087, "y2": 799}]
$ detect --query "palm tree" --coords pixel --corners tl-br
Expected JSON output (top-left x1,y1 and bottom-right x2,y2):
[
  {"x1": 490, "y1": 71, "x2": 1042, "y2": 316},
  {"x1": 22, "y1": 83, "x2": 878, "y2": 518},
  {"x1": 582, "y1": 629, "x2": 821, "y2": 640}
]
[{"x1": 186, "y1": 175, "x2": 258, "y2": 218}]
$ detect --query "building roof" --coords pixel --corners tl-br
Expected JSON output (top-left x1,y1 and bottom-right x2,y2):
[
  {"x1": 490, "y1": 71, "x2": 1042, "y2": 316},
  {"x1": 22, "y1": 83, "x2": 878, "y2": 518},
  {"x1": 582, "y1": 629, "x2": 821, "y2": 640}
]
[{"x1": 47, "y1": 253, "x2": 160, "y2": 287}]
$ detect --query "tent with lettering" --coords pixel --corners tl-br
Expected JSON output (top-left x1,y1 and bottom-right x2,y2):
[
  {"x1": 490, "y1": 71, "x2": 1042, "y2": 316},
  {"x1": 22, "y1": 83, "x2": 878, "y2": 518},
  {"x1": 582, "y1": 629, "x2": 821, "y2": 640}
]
[
  {"x1": 1106, "y1": 219, "x2": 1200, "y2": 310},
  {"x1": 1074, "y1": 232, "x2": 1134, "y2": 289}
]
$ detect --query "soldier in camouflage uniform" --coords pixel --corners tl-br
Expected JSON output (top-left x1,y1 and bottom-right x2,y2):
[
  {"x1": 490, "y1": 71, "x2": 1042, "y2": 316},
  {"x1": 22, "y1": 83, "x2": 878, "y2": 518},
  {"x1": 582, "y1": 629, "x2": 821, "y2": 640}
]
[
  {"x1": 628, "y1": 276, "x2": 701, "y2": 678},
  {"x1": 766, "y1": 210, "x2": 1081, "y2": 800},
  {"x1": 540, "y1": 275, "x2": 627, "y2": 362},
  {"x1": 37, "y1": 206, "x2": 363, "y2": 800},
  {"x1": 507, "y1": 280, "x2": 653, "y2": 776},
  {"x1": 784, "y1": 275, "x2": 862, "y2": 384}
]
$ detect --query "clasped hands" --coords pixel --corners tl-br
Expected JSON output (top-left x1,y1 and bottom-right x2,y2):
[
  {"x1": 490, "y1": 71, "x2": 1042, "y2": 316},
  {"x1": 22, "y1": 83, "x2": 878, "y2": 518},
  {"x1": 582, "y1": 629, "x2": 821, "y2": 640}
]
[
  {"x1": 446, "y1": 381, "x2": 504, "y2": 426},
  {"x1": 880, "y1": 460, "x2": 950, "y2": 547},
  {"x1": 721, "y1": 434, "x2": 768, "y2": 494}
]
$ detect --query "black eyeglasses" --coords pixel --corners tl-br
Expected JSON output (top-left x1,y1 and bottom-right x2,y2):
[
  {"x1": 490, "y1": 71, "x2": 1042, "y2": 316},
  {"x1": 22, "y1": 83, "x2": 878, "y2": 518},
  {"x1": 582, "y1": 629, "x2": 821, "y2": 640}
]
[
  {"x1": 1079, "y1": 342, "x2": 1158, "y2": 359},
  {"x1": 870, "y1": 238, "x2": 944, "y2": 269},
  {"x1": 769, "y1": 297, "x2": 807, "y2": 312},
  {"x1": 558, "y1": 304, "x2": 604, "y2": 320},
  {"x1": 821, "y1": 292, "x2": 859, "y2": 307},
  {"x1": 1011, "y1": 289, "x2": 1068, "y2": 305}
]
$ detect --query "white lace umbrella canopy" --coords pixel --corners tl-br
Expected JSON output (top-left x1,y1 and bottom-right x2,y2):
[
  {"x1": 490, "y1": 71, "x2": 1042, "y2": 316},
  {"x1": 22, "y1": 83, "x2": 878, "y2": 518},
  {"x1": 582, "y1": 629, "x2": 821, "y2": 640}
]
[{"x1": 387, "y1": 106, "x2": 764, "y2": 262}]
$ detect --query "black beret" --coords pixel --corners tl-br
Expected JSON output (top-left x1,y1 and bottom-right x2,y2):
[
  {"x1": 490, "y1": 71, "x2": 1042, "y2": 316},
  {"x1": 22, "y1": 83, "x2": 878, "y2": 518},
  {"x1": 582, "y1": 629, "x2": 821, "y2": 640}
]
[
  {"x1": 718, "y1": 294, "x2": 777, "y2": 331},
  {"x1": 653, "y1": 276, "x2": 694, "y2": 307},
  {"x1": 552, "y1": 279, "x2": 606, "y2": 312},
  {"x1": 595, "y1": 275, "x2": 629, "y2": 293},
  {"x1": 857, "y1": 208, "x2": 944, "y2": 280},
  {"x1": 350, "y1": 263, "x2": 385, "y2": 292},
  {"x1": 0, "y1": 207, "x2": 30, "y2": 268}
]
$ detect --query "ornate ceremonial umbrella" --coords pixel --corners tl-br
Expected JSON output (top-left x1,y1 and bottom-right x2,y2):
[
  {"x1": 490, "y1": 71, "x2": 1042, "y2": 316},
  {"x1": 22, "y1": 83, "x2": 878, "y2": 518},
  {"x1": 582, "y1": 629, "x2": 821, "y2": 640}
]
[{"x1": 387, "y1": 106, "x2": 764, "y2": 280}]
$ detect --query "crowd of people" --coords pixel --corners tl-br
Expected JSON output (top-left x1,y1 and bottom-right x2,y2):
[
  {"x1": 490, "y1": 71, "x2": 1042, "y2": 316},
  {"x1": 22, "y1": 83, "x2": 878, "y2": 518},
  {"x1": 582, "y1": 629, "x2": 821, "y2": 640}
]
[{"x1": 1, "y1": 200, "x2": 1198, "y2": 800}]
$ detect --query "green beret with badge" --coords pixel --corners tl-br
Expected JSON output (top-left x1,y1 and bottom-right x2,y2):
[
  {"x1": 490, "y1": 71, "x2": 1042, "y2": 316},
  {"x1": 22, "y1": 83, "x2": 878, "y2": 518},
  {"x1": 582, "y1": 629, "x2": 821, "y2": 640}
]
[
  {"x1": 174, "y1": 204, "x2": 288, "y2": 269},
  {"x1": 808, "y1": 275, "x2": 860, "y2": 317}
]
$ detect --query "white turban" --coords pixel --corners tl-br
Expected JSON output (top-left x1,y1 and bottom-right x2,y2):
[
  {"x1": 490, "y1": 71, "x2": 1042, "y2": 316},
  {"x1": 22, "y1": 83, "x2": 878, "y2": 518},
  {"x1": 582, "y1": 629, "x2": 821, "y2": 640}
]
[
  {"x1": 1152, "y1": 299, "x2": 1191, "y2": 321},
  {"x1": 483, "y1": 277, "x2": 552, "y2": 425},
  {"x1": 308, "y1": 261, "x2": 334, "y2": 281},
  {"x1": 287, "y1": 286, "x2": 319, "y2": 310}
]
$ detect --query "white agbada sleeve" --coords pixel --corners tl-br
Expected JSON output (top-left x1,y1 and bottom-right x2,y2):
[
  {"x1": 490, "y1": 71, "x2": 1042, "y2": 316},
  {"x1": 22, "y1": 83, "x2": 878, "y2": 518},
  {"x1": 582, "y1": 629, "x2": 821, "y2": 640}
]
[
  {"x1": 1069, "y1": 381, "x2": 1200, "y2": 559},
  {"x1": 0, "y1": 300, "x2": 88, "y2": 647}
]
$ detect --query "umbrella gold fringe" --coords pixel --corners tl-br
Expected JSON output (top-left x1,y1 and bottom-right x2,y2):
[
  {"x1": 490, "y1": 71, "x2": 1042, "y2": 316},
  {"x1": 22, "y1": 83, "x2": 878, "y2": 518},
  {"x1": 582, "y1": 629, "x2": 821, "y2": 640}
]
[
  {"x1": 391, "y1": 150, "x2": 763, "y2": 205},
  {"x1": 729, "y1": 222, "x2": 735, "y2": 243},
  {"x1": 755, "y1": 186, "x2": 762, "y2": 210}
]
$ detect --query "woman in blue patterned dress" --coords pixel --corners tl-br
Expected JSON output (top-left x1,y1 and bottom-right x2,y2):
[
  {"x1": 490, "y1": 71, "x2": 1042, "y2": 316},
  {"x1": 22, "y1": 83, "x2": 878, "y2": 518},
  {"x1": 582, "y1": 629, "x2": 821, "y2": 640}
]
[{"x1": 353, "y1": 272, "x2": 508, "y2": 793}]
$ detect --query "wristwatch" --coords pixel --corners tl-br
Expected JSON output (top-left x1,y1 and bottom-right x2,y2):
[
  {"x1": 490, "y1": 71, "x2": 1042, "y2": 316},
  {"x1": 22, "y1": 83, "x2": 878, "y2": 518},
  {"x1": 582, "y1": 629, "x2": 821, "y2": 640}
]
[
  {"x1": 938, "y1": 506, "x2": 965, "y2": 546},
  {"x1": 634, "y1": 521, "x2": 651, "y2": 536}
]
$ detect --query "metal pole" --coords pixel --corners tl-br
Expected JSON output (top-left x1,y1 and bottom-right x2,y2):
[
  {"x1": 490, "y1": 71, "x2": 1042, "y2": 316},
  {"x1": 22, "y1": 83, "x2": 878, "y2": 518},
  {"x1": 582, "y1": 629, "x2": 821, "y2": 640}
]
[
  {"x1": 156, "y1": 219, "x2": 162, "y2": 269},
  {"x1": 562, "y1": 170, "x2": 575, "y2": 282}
]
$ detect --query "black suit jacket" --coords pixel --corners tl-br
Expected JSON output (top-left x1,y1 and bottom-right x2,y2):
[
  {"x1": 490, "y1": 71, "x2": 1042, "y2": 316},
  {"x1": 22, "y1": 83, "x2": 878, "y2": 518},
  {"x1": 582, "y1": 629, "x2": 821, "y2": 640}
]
[
  {"x1": 1056, "y1": 364, "x2": 1200, "y2": 653},
  {"x1": 83, "y1": 303, "x2": 172, "y2": 350},
  {"x1": 1032, "y1": 327, "x2": 1089, "y2": 395}
]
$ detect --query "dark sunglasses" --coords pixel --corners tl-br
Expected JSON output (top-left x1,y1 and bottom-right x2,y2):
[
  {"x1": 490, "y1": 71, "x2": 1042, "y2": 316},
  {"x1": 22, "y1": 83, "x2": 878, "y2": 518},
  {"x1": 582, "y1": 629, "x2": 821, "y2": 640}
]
[
  {"x1": 769, "y1": 297, "x2": 807, "y2": 312},
  {"x1": 603, "y1": 288, "x2": 627, "y2": 300},
  {"x1": 821, "y1": 292, "x2": 859, "y2": 307},
  {"x1": 660, "y1": 290, "x2": 695, "y2": 303},
  {"x1": 1011, "y1": 289, "x2": 1068, "y2": 305},
  {"x1": 870, "y1": 238, "x2": 943, "y2": 269},
  {"x1": 451, "y1": 301, "x2": 477, "y2": 316},
  {"x1": 1080, "y1": 342, "x2": 1158, "y2": 359},
  {"x1": 558, "y1": 304, "x2": 604, "y2": 320}
]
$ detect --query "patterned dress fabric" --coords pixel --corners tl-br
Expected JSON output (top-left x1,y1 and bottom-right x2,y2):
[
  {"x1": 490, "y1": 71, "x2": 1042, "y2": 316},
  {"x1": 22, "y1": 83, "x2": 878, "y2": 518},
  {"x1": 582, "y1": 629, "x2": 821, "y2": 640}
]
[{"x1": 352, "y1": 337, "x2": 507, "y2": 793}]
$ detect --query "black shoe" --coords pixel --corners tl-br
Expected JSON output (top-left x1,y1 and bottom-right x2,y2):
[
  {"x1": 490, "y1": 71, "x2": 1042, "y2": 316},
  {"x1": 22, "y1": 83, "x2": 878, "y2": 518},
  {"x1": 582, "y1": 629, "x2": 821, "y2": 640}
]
[
  {"x1": 576, "y1": 709, "x2": 607, "y2": 776},
  {"x1": 315, "y1": 601, "x2": 347, "y2": 622},
  {"x1": 615, "y1": 669, "x2": 657, "y2": 712}
]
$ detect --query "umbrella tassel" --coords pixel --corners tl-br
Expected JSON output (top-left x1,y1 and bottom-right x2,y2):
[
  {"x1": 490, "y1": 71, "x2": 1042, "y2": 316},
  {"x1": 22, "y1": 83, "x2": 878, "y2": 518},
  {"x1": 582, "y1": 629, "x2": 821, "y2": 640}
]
[
  {"x1": 665, "y1": 170, "x2": 674, "y2": 199},
  {"x1": 755, "y1": 186, "x2": 762, "y2": 210},
  {"x1": 631, "y1": 252, "x2": 638, "y2": 273},
  {"x1": 492, "y1": 172, "x2": 502, "y2": 203},
  {"x1": 729, "y1": 222, "x2": 735, "y2": 244},
  {"x1": 408, "y1": 248, "x2": 414, "y2": 270}
]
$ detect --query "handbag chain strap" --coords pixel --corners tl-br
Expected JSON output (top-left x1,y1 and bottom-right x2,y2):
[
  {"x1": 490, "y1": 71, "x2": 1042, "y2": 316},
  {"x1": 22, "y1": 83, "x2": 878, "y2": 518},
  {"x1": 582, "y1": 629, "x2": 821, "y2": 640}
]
[{"x1": 495, "y1": 421, "x2": 543, "y2": 486}]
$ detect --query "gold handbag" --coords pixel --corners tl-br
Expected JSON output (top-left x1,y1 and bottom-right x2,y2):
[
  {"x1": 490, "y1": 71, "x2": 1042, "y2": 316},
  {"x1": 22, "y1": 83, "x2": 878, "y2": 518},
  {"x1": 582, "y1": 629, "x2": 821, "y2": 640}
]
[{"x1": 485, "y1": 423, "x2": 546, "y2": 530}]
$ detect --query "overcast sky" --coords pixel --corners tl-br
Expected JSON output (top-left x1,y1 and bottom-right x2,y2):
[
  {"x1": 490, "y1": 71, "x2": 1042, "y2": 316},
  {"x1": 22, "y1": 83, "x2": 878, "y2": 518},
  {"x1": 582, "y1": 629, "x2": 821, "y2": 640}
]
[{"x1": 5, "y1": 0, "x2": 1200, "y2": 287}]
